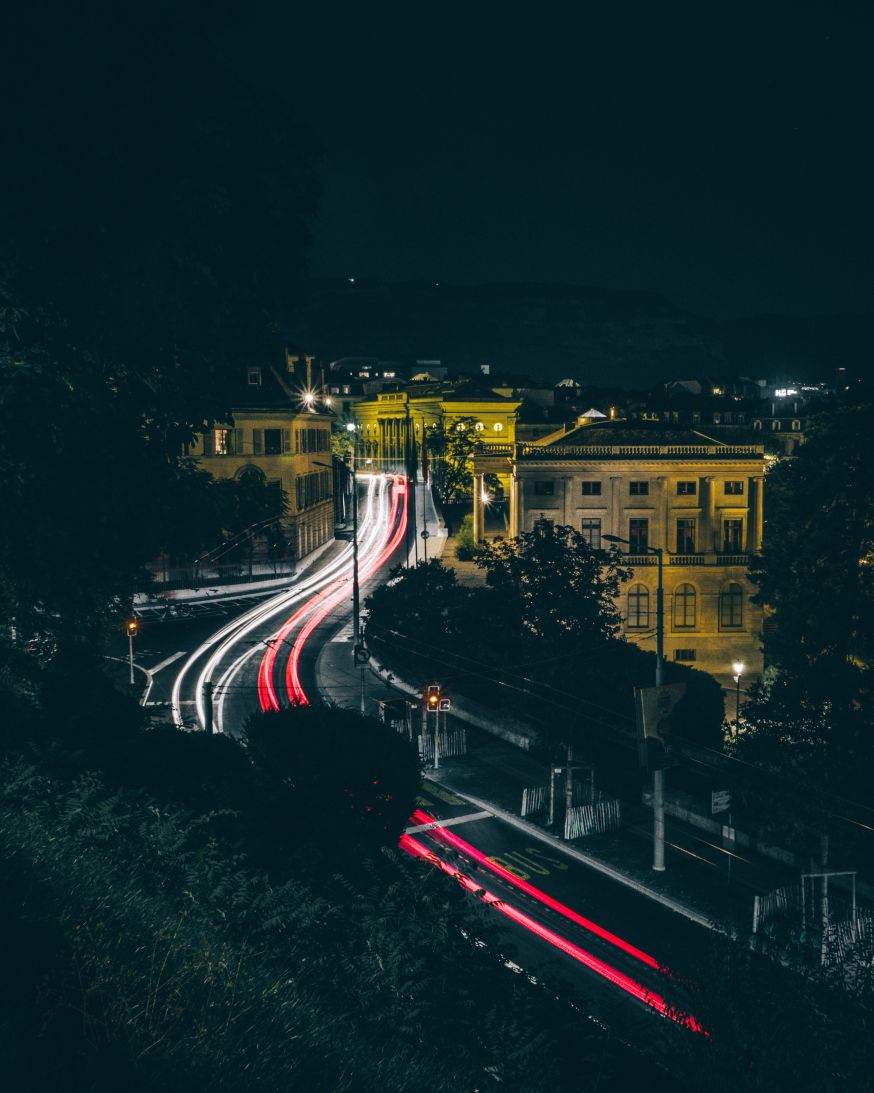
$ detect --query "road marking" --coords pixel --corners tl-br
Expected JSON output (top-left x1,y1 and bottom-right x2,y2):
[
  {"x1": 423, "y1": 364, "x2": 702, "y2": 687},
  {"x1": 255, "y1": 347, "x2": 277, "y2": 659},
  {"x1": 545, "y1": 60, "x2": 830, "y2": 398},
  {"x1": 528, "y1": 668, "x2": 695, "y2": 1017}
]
[
  {"x1": 428, "y1": 778, "x2": 725, "y2": 934},
  {"x1": 149, "y1": 650, "x2": 186, "y2": 674},
  {"x1": 405, "y1": 810, "x2": 491, "y2": 834}
]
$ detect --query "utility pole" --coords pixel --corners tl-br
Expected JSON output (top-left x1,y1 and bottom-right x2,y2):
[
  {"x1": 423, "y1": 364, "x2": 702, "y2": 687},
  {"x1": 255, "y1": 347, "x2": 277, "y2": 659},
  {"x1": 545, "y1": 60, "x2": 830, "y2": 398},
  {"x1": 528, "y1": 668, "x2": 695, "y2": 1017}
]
[
  {"x1": 203, "y1": 680, "x2": 215, "y2": 734},
  {"x1": 652, "y1": 546, "x2": 666, "y2": 871},
  {"x1": 604, "y1": 537, "x2": 665, "y2": 870}
]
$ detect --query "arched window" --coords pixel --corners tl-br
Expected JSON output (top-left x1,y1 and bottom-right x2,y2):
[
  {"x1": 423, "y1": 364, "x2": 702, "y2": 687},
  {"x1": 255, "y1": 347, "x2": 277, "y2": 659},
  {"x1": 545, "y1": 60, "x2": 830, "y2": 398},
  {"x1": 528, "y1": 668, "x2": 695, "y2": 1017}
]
[
  {"x1": 673, "y1": 583, "x2": 697, "y2": 628},
  {"x1": 772, "y1": 419, "x2": 781, "y2": 431},
  {"x1": 791, "y1": 419, "x2": 801, "y2": 431},
  {"x1": 627, "y1": 584, "x2": 650, "y2": 630},
  {"x1": 237, "y1": 465, "x2": 265, "y2": 486},
  {"x1": 752, "y1": 419, "x2": 762, "y2": 430},
  {"x1": 719, "y1": 582, "x2": 744, "y2": 628}
]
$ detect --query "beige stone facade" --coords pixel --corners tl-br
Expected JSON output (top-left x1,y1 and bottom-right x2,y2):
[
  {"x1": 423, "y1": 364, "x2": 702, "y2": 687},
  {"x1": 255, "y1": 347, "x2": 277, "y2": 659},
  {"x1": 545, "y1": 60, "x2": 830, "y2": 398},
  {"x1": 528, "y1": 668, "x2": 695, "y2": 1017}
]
[
  {"x1": 191, "y1": 406, "x2": 334, "y2": 564},
  {"x1": 472, "y1": 422, "x2": 765, "y2": 687}
]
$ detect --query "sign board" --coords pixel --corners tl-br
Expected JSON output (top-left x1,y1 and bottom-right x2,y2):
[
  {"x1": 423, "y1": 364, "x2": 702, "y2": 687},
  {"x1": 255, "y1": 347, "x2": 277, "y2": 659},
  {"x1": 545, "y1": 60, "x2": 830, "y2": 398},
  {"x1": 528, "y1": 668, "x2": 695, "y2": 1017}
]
[
  {"x1": 634, "y1": 683, "x2": 686, "y2": 770},
  {"x1": 438, "y1": 698, "x2": 451, "y2": 711},
  {"x1": 711, "y1": 789, "x2": 732, "y2": 815}
]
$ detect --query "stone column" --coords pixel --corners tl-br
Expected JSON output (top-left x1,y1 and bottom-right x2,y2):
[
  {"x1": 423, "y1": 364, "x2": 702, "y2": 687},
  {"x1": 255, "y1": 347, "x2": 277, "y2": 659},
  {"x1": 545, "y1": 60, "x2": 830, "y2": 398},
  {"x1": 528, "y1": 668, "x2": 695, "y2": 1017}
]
[
  {"x1": 703, "y1": 475, "x2": 716, "y2": 552},
  {"x1": 749, "y1": 475, "x2": 765, "y2": 552},
  {"x1": 610, "y1": 475, "x2": 622, "y2": 539},
  {"x1": 653, "y1": 476, "x2": 669, "y2": 552},
  {"x1": 472, "y1": 473, "x2": 484, "y2": 543},
  {"x1": 562, "y1": 475, "x2": 573, "y2": 526},
  {"x1": 510, "y1": 472, "x2": 520, "y2": 537}
]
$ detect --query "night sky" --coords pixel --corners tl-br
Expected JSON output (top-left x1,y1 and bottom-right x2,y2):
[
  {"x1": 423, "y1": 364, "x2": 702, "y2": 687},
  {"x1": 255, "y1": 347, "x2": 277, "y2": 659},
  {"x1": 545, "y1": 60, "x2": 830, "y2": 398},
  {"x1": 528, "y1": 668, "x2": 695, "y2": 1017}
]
[{"x1": 227, "y1": 3, "x2": 873, "y2": 319}]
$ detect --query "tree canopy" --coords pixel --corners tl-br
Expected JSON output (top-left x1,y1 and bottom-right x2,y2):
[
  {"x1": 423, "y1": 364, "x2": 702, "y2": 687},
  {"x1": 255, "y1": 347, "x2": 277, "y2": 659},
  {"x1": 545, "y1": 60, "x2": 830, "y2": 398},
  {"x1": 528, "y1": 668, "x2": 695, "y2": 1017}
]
[
  {"x1": 365, "y1": 526, "x2": 724, "y2": 754},
  {"x1": 0, "y1": 6, "x2": 317, "y2": 651},
  {"x1": 741, "y1": 405, "x2": 874, "y2": 801}
]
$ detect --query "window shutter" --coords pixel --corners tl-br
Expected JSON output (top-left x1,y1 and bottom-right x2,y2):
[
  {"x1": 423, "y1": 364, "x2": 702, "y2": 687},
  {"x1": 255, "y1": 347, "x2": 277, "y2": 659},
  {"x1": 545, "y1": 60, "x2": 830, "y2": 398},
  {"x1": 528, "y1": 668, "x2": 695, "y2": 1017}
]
[
  {"x1": 253, "y1": 429, "x2": 264, "y2": 455},
  {"x1": 234, "y1": 428, "x2": 244, "y2": 455},
  {"x1": 282, "y1": 429, "x2": 291, "y2": 453}
]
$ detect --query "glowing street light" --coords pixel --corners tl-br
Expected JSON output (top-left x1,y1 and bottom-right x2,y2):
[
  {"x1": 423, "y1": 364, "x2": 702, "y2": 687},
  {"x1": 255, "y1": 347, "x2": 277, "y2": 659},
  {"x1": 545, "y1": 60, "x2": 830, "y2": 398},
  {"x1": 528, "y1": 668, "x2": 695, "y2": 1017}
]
[
  {"x1": 126, "y1": 618, "x2": 139, "y2": 687},
  {"x1": 732, "y1": 660, "x2": 745, "y2": 730}
]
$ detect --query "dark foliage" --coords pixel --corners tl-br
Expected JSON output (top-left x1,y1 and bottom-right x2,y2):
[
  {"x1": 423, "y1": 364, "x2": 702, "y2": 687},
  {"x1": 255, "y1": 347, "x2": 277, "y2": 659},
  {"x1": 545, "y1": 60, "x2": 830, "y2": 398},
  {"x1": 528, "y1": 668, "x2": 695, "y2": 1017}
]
[{"x1": 365, "y1": 527, "x2": 725, "y2": 754}]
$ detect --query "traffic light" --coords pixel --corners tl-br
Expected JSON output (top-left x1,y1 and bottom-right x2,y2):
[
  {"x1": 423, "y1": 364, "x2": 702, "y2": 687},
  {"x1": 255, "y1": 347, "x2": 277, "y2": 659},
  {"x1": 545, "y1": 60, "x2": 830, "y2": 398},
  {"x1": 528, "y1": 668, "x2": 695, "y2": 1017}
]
[
  {"x1": 126, "y1": 619, "x2": 139, "y2": 637},
  {"x1": 426, "y1": 684, "x2": 440, "y2": 712}
]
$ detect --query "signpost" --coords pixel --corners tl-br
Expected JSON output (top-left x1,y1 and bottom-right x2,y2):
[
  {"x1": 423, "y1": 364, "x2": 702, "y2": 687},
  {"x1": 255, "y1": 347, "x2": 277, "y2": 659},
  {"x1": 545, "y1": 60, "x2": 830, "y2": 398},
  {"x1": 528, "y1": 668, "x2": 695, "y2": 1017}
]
[{"x1": 711, "y1": 788, "x2": 734, "y2": 883}]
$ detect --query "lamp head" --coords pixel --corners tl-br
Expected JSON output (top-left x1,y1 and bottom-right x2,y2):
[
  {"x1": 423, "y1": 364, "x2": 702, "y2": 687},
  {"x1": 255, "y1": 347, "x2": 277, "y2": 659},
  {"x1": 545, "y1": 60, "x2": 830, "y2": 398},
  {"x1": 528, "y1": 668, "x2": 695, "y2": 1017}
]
[{"x1": 732, "y1": 660, "x2": 745, "y2": 677}]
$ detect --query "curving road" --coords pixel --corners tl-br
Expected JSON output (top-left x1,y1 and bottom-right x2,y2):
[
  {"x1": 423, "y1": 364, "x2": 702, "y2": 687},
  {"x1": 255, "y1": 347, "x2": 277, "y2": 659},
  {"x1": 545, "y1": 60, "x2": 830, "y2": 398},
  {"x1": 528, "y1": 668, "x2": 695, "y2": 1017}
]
[{"x1": 168, "y1": 474, "x2": 409, "y2": 736}]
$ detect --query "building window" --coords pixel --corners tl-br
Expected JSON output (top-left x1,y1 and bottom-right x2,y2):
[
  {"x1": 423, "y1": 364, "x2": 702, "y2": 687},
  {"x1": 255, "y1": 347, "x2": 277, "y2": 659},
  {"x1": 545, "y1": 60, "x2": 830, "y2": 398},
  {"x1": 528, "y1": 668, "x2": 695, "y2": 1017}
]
[
  {"x1": 628, "y1": 518, "x2": 649, "y2": 553},
  {"x1": 676, "y1": 518, "x2": 696, "y2": 554},
  {"x1": 719, "y1": 583, "x2": 744, "y2": 628},
  {"x1": 677, "y1": 481, "x2": 697, "y2": 496},
  {"x1": 247, "y1": 367, "x2": 262, "y2": 386},
  {"x1": 533, "y1": 481, "x2": 554, "y2": 496},
  {"x1": 627, "y1": 584, "x2": 649, "y2": 629},
  {"x1": 724, "y1": 480, "x2": 744, "y2": 495},
  {"x1": 792, "y1": 419, "x2": 801, "y2": 431},
  {"x1": 713, "y1": 412, "x2": 722, "y2": 424},
  {"x1": 673, "y1": 584, "x2": 697, "y2": 628},
  {"x1": 723, "y1": 518, "x2": 744, "y2": 553},
  {"x1": 753, "y1": 419, "x2": 762, "y2": 430},
  {"x1": 629, "y1": 480, "x2": 649, "y2": 496},
  {"x1": 737, "y1": 412, "x2": 746, "y2": 424},
  {"x1": 581, "y1": 517, "x2": 602, "y2": 549},
  {"x1": 494, "y1": 422, "x2": 504, "y2": 432},
  {"x1": 674, "y1": 648, "x2": 696, "y2": 662},
  {"x1": 691, "y1": 411, "x2": 701, "y2": 425},
  {"x1": 723, "y1": 412, "x2": 733, "y2": 425},
  {"x1": 264, "y1": 428, "x2": 283, "y2": 456},
  {"x1": 581, "y1": 480, "x2": 602, "y2": 496},
  {"x1": 474, "y1": 421, "x2": 484, "y2": 431},
  {"x1": 772, "y1": 420, "x2": 781, "y2": 431}
]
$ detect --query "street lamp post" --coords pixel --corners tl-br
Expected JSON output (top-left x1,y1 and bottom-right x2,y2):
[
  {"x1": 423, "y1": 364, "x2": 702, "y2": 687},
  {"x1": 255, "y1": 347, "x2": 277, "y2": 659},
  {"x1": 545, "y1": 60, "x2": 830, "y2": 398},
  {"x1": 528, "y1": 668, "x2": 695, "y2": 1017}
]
[
  {"x1": 732, "y1": 660, "x2": 745, "y2": 734},
  {"x1": 345, "y1": 422, "x2": 361, "y2": 654},
  {"x1": 126, "y1": 618, "x2": 139, "y2": 687},
  {"x1": 604, "y1": 535, "x2": 666, "y2": 871}
]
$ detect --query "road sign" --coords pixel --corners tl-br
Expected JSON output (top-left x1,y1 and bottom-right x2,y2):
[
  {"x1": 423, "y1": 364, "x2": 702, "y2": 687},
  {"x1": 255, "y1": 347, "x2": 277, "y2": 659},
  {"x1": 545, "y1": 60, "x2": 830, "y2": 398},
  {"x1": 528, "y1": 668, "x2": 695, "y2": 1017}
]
[
  {"x1": 711, "y1": 788, "x2": 732, "y2": 814},
  {"x1": 438, "y1": 698, "x2": 451, "y2": 711}
]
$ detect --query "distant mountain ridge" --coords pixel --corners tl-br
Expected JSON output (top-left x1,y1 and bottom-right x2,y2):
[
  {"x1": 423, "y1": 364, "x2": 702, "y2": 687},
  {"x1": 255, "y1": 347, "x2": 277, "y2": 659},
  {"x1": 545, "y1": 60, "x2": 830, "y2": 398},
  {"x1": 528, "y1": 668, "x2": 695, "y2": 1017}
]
[{"x1": 284, "y1": 280, "x2": 874, "y2": 388}]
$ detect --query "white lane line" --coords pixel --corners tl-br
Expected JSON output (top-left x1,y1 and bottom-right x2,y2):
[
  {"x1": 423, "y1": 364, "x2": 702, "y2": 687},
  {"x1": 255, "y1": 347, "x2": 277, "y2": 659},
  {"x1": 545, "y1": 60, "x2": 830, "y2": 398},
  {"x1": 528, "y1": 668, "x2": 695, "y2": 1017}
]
[
  {"x1": 149, "y1": 650, "x2": 186, "y2": 674},
  {"x1": 405, "y1": 811, "x2": 492, "y2": 834},
  {"x1": 195, "y1": 476, "x2": 388, "y2": 730}
]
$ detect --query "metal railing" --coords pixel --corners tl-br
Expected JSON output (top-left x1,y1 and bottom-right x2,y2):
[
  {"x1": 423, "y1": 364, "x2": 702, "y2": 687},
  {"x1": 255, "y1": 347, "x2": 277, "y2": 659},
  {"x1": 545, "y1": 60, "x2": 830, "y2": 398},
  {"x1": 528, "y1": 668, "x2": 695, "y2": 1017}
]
[
  {"x1": 623, "y1": 552, "x2": 749, "y2": 567},
  {"x1": 516, "y1": 443, "x2": 762, "y2": 459}
]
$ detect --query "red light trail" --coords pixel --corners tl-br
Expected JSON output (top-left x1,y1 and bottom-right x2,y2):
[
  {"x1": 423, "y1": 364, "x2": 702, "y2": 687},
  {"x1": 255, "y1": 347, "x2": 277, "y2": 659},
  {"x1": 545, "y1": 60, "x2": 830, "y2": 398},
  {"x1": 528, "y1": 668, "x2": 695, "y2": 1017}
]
[
  {"x1": 399, "y1": 833, "x2": 702, "y2": 1031},
  {"x1": 410, "y1": 808, "x2": 660, "y2": 969},
  {"x1": 257, "y1": 475, "x2": 408, "y2": 710}
]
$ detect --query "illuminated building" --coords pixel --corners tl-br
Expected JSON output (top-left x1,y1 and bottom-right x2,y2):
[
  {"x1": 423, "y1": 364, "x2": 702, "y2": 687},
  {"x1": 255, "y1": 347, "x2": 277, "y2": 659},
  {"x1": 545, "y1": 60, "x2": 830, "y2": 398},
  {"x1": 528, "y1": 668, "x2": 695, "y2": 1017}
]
[
  {"x1": 472, "y1": 419, "x2": 765, "y2": 685},
  {"x1": 190, "y1": 365, "x2": 334, "y2": 562}
]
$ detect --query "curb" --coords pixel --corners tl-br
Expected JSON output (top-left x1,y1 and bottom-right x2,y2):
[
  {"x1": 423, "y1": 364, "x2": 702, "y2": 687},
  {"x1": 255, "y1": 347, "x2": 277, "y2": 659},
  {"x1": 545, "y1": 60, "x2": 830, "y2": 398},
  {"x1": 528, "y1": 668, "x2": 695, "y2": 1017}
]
[{"x1": 427, "y1": 775, "x2": 730, "y2": 936}]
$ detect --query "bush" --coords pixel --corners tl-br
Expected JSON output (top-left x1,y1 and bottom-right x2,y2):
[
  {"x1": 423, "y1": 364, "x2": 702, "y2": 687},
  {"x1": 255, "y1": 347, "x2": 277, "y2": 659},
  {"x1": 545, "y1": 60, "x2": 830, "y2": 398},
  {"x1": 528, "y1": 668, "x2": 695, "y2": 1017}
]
[{"x1": 454, "y1": 512, "x2": 475, "y2": 559}]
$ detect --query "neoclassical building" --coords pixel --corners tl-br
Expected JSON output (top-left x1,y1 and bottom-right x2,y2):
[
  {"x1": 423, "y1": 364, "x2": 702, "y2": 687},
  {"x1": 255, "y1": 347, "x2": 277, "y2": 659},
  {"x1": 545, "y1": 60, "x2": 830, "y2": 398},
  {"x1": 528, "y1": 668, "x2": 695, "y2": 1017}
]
[
  {"x1": 472, "y1": 420, "x2": 765, "y2": 684},
  {"x1": 353, "y1": 386, "x2": 520, "y2": 485}
]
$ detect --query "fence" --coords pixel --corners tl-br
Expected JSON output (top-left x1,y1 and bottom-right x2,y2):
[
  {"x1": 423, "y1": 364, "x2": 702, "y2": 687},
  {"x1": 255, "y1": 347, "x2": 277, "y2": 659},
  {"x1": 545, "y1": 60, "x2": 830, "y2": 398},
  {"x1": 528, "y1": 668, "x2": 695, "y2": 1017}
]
[
  {"x1": 419, "y1": 730, "x2": 467, "y2": 763},
  {"x1": 521, "y1": 784, "x2": 550, "y2": 818},
  {"x1": 564, "y1": 795, "x2": 622, "y2": 839}
]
